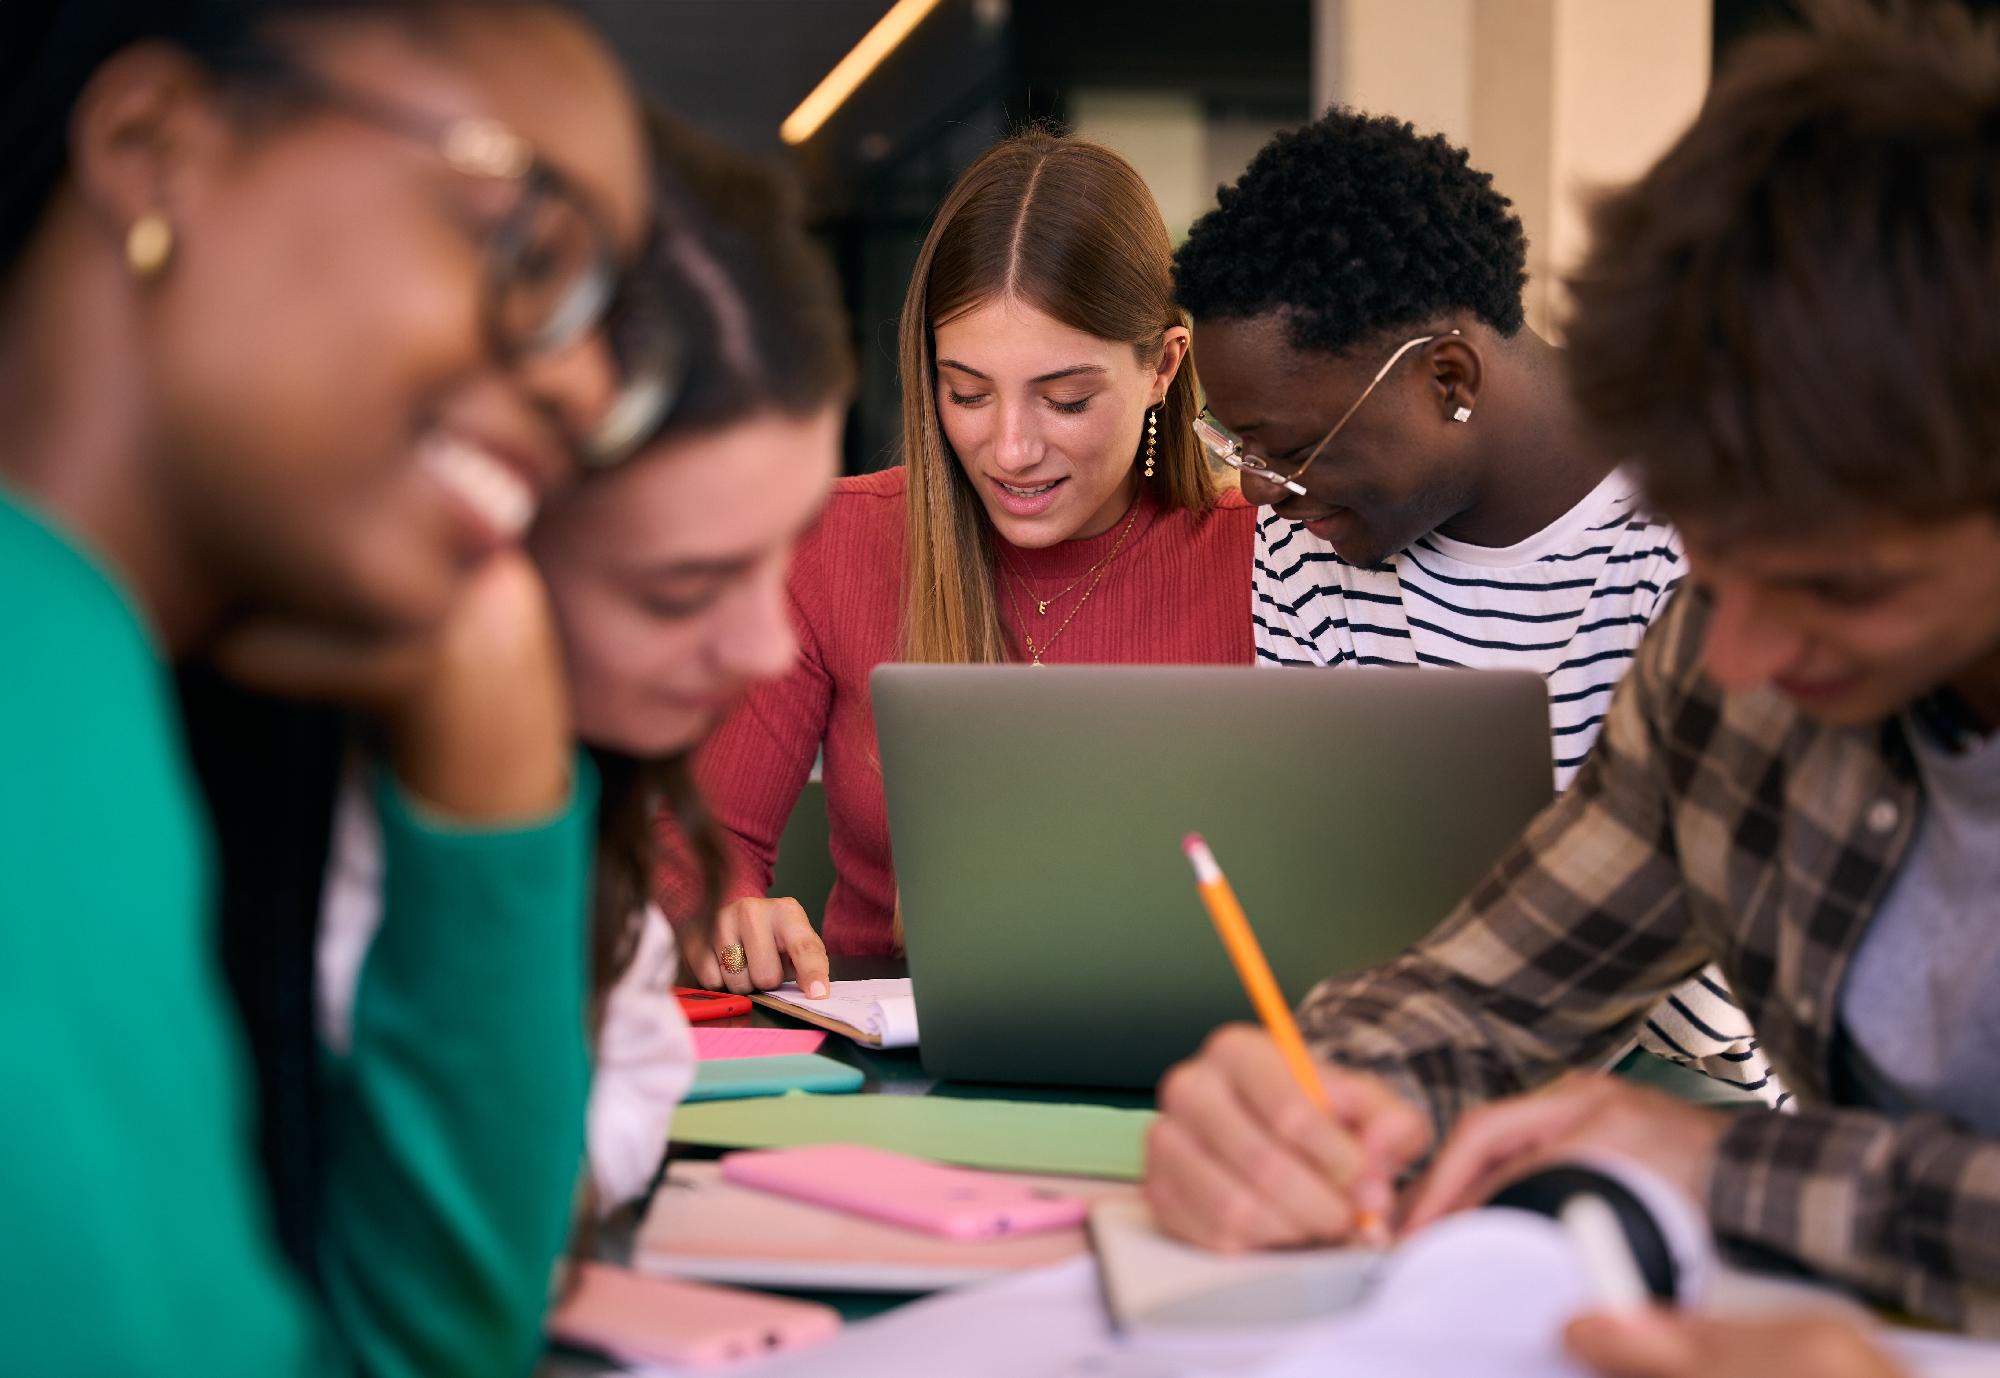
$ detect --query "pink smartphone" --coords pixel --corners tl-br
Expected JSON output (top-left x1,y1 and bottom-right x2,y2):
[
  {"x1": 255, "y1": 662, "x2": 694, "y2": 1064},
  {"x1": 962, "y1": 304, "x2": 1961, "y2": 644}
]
[
  {"x1": 546, "y1": 1262, "x2": 839, "y2": 1369},
  {"x1": 720, "y1": 1143, "x2": 1089, "y2": 1239}
]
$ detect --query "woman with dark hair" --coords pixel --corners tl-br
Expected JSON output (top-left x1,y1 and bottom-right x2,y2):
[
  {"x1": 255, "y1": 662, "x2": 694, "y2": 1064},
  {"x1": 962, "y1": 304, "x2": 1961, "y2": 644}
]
[
  {"x1": 310, "y1": 110, "x2": 856, "y2": 1214},
  {"x1": 191, "y1": 103, "x2": 853, "y2": 1274},
  {"x1": 668, "y1": 130, "x2": 1258, "y2": 992},
  {"x1": 0, "y1": 0, "x2": 661, "y2": 1370}
]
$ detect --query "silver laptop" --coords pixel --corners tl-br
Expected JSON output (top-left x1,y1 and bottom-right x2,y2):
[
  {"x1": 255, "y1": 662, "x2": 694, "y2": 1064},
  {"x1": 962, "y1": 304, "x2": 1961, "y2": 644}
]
[{"x1": 872, "y1": 665, "x2": 1554, "y2": 1089}]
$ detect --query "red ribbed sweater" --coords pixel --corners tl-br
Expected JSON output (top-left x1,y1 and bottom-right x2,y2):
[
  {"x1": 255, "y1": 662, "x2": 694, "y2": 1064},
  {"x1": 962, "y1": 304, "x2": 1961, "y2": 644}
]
[{"x1": 666, "y1": 465, "x2": 1255, "y2": 956}]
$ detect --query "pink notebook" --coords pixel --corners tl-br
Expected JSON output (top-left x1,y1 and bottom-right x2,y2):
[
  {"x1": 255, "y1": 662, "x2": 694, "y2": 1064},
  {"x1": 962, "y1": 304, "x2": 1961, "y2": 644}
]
[{"x1": 691, "y1": 1027, "x2": 826, "y2": 1060}]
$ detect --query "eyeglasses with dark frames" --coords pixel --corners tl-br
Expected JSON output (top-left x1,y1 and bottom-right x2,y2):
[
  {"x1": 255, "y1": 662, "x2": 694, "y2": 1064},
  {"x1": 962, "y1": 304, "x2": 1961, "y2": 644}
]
[
  {"x1": 1193, "y1": 329, "x2": 1461, "y2": 496},
  {"x1": 236, "y1": 55, "x2": 682, "y2": 466}
]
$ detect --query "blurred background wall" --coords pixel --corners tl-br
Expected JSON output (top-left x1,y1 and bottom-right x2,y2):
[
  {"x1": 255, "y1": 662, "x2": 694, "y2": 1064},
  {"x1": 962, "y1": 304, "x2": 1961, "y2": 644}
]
[{"x1": 580, "y1": 0, "x2": 1994, "y2": 475}]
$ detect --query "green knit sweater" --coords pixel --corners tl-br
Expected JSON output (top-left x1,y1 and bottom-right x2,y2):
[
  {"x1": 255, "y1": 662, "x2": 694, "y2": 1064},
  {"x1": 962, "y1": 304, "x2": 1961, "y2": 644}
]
[{"x1": 0, "y1": 488, "x2": 594, "y2": 1376}]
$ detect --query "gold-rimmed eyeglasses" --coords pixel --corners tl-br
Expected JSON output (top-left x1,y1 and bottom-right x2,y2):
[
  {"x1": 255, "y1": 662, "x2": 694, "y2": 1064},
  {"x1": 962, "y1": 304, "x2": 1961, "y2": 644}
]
[{"x1": 1193, "y1": 329, "x2": 1460, "y2": 496}]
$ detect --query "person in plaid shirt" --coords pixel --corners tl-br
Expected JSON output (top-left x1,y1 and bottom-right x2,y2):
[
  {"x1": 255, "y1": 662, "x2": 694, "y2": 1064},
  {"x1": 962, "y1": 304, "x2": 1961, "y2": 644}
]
[
  {"x1": 1146, "y1": 1, "x2": 2000, "y2": 1337},
  {"x1": 1175, "y1": 107, "x2": 1779, "y2": 1106}
]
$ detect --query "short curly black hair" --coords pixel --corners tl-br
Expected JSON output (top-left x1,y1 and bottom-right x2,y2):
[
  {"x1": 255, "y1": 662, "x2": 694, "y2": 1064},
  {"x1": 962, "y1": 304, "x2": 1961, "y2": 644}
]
[{"x1": 1174, "y1": 108, "x2": 1528, "y2": 355}]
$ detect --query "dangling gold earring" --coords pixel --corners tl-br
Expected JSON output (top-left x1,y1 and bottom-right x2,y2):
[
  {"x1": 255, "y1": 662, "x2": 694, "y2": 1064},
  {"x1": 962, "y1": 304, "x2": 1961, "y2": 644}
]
[
  {"x1": 1143, "y1": 406, "x2": 1158, "y2": 479},
  {"x1": 126, "y1": 214, "x2": 175, "y2": 280}
]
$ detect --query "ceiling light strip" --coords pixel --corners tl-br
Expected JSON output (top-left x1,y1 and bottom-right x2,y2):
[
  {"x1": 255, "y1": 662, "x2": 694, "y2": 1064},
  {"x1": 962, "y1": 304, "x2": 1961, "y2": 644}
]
[{"x1": 780, "y1": 0, "x2": 947, "y2": 145}]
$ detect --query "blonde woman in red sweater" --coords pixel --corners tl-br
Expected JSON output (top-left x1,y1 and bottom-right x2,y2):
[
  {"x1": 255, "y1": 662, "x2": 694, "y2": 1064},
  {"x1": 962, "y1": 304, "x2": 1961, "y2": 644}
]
[{"x1": 667, "y1": 130, "x2": 1255, "y2": 991}]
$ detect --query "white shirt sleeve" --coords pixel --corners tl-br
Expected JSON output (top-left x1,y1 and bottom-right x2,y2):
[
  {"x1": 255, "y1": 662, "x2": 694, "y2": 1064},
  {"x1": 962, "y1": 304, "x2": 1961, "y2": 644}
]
[
  {"x1": 1634, "y1": 967, "x2": 1790, "y2": 1108},
  {"x1": 585, "y1": 904, "x2": 696, "y2": 1211},
  {"x1": 317, "y1": 766, "x2": 381, "y2": 1057}
]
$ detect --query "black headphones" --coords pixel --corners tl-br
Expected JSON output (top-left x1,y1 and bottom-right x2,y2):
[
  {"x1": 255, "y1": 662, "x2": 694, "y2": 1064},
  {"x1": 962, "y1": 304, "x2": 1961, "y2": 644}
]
[{"x1": 1486, "y1": 1161, "x2": 1701, "y2": 1304}]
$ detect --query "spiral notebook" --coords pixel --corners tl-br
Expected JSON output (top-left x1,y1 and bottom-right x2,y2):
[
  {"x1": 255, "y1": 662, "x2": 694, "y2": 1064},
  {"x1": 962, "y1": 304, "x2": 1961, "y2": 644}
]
[{"x1": 749, "y1": 978, "x2": 919, "y2": 1048}]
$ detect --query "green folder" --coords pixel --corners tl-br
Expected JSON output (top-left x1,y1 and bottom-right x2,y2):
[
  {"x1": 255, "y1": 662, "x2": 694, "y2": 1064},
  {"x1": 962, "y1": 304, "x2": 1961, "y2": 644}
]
[
  {"x1": 669, "y1": 1093, "x2": 1157, "y2": 1180},
  {"x1": 684, "y1": 1054, "x2": 865, "y2": 1103}
]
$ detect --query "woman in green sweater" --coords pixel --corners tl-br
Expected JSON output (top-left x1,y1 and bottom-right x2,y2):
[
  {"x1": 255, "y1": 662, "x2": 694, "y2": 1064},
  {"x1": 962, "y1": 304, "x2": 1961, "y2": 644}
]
[{"x1": 0, "y1": 1, "x2": 665, "y2": 1373}]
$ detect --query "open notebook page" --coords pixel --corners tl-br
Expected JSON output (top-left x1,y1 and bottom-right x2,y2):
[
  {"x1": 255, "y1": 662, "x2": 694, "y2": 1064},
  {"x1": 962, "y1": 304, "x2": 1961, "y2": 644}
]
[
  {"x1": 1247, "y1": 1210, "x2": 1597, "y2": 1377},
  {"x1": 755, "y1": 978, "x2": 918, "y2": 1048}
]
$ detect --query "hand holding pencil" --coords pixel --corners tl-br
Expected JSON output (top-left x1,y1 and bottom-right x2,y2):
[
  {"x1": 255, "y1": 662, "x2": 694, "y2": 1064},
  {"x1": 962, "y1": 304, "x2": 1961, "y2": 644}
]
[{"x1": 1140, "y1": 834, "x2": 1434, "y2": 1253}]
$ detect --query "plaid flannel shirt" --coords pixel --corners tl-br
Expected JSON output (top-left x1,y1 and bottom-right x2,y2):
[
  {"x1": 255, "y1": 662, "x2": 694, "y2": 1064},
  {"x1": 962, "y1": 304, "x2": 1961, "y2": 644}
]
[{"x1": 1298, "y1": 588, "x2": 2000, "y2": 1333}]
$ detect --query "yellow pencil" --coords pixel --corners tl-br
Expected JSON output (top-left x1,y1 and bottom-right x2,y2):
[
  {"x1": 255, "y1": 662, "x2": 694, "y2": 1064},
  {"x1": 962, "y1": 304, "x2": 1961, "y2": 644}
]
[{"x1": 1181, "y1": 832, "x2": 1386, "y2": 1242}]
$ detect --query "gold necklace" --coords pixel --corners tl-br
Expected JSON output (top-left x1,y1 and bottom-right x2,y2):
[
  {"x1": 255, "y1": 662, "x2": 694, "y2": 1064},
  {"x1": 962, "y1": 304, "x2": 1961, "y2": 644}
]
[
  {"x1": 1001, "y1": 503, "x2": 1141, "y2": 616},
  {"x1": 998, "y1": 507, "x2": 1143, "y2": 666}
]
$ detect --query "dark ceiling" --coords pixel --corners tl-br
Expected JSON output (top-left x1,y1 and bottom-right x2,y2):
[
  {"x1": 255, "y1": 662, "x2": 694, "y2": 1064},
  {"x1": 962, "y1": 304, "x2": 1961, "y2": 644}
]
[
  {"x1": 580, "y1": 0, "x2": 908, "y2": 154},
  {"x1": 582, "y1": 0, "x2": 1311, "y2": 165},
  {"x1": 581, "y1": 0, "x2": 1313, "y2": 472}
]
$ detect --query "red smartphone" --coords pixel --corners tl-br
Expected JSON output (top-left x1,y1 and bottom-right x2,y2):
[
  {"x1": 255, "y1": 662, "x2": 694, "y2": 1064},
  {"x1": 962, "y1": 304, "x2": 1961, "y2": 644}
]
[
  {"x1": 676, "y1": 986, "x2": 752, "y2": 1022},
  {"x1": 547, "y1": 1262, "x2": 839, "y2": 1369},
  {"x1": 721, "y1": 1144, "x2": 1089, "y2": 1240}
]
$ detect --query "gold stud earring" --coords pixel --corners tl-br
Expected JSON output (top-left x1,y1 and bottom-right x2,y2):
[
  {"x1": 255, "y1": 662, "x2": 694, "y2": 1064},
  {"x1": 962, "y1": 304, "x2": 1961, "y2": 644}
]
[
  {"x1": 126, "y1": 214, "x2": 175, "y2": 280},
  {"x1": 1143, "y1": 406, "x2": 1158, "y2": 479}
]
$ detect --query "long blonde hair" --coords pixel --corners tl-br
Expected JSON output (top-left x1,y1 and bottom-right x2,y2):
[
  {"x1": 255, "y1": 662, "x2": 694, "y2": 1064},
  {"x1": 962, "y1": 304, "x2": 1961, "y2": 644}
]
[{"x1": 898, "y1": 130, "x2": 1215, "y2": 664}]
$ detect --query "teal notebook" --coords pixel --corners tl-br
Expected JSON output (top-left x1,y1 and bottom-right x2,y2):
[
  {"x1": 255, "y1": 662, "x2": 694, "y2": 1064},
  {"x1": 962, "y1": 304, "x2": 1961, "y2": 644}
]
[{"x1": 684, "y1": 1054, "x2": 865, "y2": 1103}]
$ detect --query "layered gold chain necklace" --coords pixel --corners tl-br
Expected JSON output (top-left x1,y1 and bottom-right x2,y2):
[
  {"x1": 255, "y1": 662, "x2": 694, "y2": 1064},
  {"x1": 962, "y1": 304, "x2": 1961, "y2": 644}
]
[{"x1": 998, "y1": 503, "x2": 1142, "y2": 666}]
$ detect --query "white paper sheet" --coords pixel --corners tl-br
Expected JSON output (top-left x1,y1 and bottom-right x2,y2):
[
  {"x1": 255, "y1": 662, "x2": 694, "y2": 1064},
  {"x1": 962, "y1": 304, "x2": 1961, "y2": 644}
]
[
  {"x1": 1884, "y1": 1329, "x2": 2000, "y2": 1378},
  {"x1": 1248, "y1": 1211, "x2": 2000, "y2": 1378},
  {"x1": 738, "y1": 1258, "x2": 1289, "y2": 1378},
  {"x1": 1247, "y1": 1210, "x2": 1596, "y2": 1378},
  {"x1": 766, "y1": 979, "x2": 919, "y2": 1048},
  {"x1": 618, "y1": 1208, "x2": 2000, "y2": 1378}
]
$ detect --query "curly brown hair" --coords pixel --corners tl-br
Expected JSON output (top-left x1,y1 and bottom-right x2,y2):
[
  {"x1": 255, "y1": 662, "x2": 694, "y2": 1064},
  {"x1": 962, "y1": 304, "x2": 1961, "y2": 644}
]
[{"x1": 1563, "y1": 0, "x2": 2000, "y2": 538}]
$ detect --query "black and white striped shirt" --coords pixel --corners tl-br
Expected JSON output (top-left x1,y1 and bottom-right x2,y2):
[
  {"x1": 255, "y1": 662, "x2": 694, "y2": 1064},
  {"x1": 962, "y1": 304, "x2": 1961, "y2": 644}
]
[{"x1": 1255, "y1": 471, "x2": 1786, "y2": 1104}]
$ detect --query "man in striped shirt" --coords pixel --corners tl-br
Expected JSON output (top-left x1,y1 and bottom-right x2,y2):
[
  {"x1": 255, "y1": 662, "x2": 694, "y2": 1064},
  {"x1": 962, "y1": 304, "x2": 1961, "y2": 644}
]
[{"x1": 1174, "y1": 108, "x2": 1775, "y2": 1100}]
